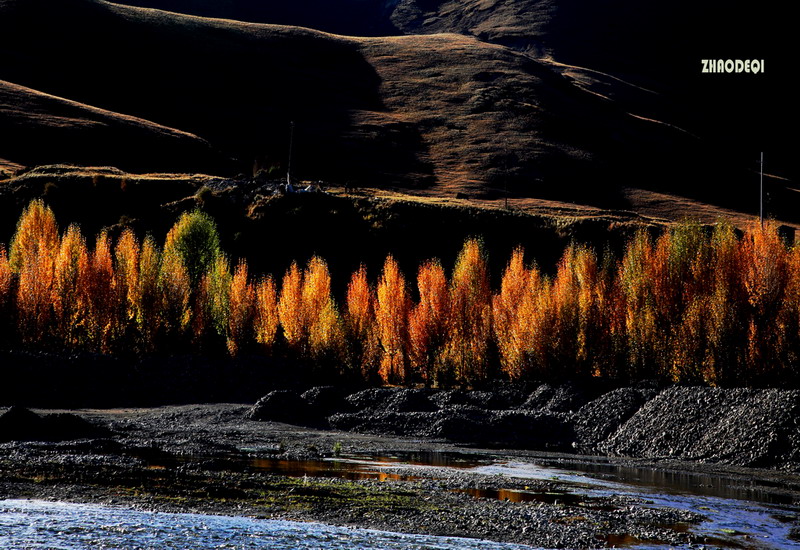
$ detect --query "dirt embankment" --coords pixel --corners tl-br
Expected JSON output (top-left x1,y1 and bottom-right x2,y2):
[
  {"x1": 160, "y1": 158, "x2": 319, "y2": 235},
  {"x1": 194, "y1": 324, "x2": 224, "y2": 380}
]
[{"x1": 250, "y1": 383, "x2": 800, "y2": 470}]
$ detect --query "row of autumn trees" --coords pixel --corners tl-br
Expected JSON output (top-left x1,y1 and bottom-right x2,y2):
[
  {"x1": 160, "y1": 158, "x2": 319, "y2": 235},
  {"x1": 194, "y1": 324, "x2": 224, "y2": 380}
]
[{"x1": 1, "y1": 200, "x2": 799, "y2": 386}]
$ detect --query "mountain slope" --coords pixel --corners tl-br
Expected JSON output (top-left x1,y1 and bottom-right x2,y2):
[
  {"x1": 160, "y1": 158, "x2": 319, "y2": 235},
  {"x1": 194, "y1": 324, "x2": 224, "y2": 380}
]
[
  {"x1": 0, "y1": 79, "x2": 228, "y2": 173},
  {"x1": 0, "y1": 0, "x2": 796, "y2": 221}
]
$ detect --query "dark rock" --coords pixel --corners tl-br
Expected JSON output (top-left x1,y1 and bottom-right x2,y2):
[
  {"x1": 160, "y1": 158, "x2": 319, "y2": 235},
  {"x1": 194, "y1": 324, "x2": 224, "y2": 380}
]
[
  {"x1": 484, "y1": 411, "x2": 575, "y2": 450},
  {"x1": 520, "y1": 384, "x2": 557, "y2": 411},
  {"x1": 0, "y1": 406, "x2": 110, "y2": 442},
  {"x1": 329, "y1": 401, "x2": 573, "y2": 451},
  {"x1": 599, "y1": 387, "x2": 800, "y2": 468},
  {"x1": 572, "y1": 388, "x2": 656, "y2": 453},
  {"x1": 328, "y1": 410, "x2": 438, "y2": 436},
  {"x1": 248, "y1": 390, "x2": 311, "y2": 424},
  {"x1": 383, "y1": 389, "x2": 438, "y2": 413},
  {"x1": 301, "y1": 386, "x2": 354, "y2": 417},
  {"x1": 0, "y1": 406, "x2": 46, "y2": 442},
  {"x1": 327, "y1": 412, "x2": 368, "y2": 432},
  {"x1": 344, "y1": 388, "x2": 400, "y2": 412},
  {"x1": 520, "y1": 383, "x2": 592, "y2": 413},
  {"x1": 431, "y1": 390, "x2": 509, "y2": 410}
]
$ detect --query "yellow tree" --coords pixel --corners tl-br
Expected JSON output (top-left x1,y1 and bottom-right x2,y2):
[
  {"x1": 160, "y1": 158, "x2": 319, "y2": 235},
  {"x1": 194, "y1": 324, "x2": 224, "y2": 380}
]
[
  {"x1": 51, "y1": 224, "x2": 88, "y2": 347},
  {"x1": 0, "y1": 247, "x2": 9, "y2": 300},
  {"x1": 740, "y1": 221, "x2": 791, "y2": 380},
  {"x1": 83, "y1": 231, "x2": 117, "y2": 352},
  {"x1": 254, "y1": 275, "x2": 280, "y2": 352},
  {"x1": 493, "y1": 248, "x2": 544, "y2": 379},
  {"x1": 227, "y1": 260, "x2": 255, "y2": 356},
  {"x1": 11, "y1": 200, "x2": 59, "y2": 343},
  {"x1": 159, "y1": 243, "x2": 191, "y2": 345},
  {"x1": 409, "y1": 259, "x2": 449, "y2": 385},
  {"x1": 115, "y1": 229, "x2": 141, "y2": 342},
  {"x1": 137, "y1": 235, "x2": 162, "y2": 351},
  {"x1": 278, "y1": 261, "x2": 304, "y2": 352},
  {"x1": 619, "y1": 230, "x2": 657, "y2": 378},
  {"x1": 302, "y1": 256, "x2": 344, "y2": 363},
  {"x1": 0, "y1": 247, "x2": 12, "y2": 340},
  {"x1": 375, "y1": 255, "x2": 410, "y2": 384},
  {"x1": 442, "y1": 239, "x2": 491, "y2": 385},
  {"x1": 345, "y1": 265, "x2": 380, "y2": 379},
  {"x1": 9, "y1": 199, "x2": 58, "y2": 274}
]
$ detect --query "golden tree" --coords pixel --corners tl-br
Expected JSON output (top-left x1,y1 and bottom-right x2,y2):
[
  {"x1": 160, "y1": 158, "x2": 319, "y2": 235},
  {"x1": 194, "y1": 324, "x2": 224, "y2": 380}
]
[
  {"x1": 12, "y1": 200, "x2": 59, "y2": 343},
  {"x1": 82, "y1": 231, "x2": 117, "y2": 352},
  {"x1": 441, "y1": 239, "x2": 491, "y2": 385},
  {"x1": 9, "y1": 199, "x2": 58, "y2": 274},
  {"x1": 51, "y1": 224, "x2": 88, "y2": 347},
  {"x1": 302, "y1": 256, "x2": 344, "y2": 363},
  {"x1": 159, "y1": 243, "x2": 191, "y2": 343},
  {"x1": 409, "y1": 259, "x2": 449, "y2": 385},
  {"x1": 137, "y1": 235, "x2": 162, "y2": 351},
  {"x1": 740, "y1": 221, "x2": 791, "y2": 380},
  {"x1": 345, "y1": 265, "x2": 379, "y2": 378},
  {"x1": 375, "y1": 255, "x2": 410, "y2": 384},
  {"x1": 227, "y1": 260, "x2": 255, "y2": 356},
  {"x1": 0, "y1": 246, "x2": 12, "y2": 332},
  {"x1": 254, "y1": 275, "x2": 279, "y2": 352},
  {"x1": 278, "y1": 261, "x2": 304, "y2": 352},
  {"x1": 115, "y1": 229, "x2": 141, "y2": 341}
]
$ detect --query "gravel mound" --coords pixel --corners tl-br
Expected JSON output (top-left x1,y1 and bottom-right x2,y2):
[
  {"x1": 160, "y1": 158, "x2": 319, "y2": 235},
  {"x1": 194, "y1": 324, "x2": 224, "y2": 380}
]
[
  {"x1": 519, "y1": 383, "x2": 593, "y2": 413},
  {"x1": 247, "y1": 390, "x2": 311, "y2": 424},
  {"x1": 600, "y1": 387, "x2": 800, "y2": 467},
  {"x1": 301, "y1": 386, "x2": 354, "y2": 417},
  {"x1": 250, "y1": 383, "x2": 800, "y2": 469},
  {"x1": 0, "y1": 407, "x2": 110, "y2": 442},
  {"x1": 572, "y1": 388, "x2": 657, "y2": 453},
  {"x1": 345, "y1": 388, "x2": 400, "y2": 412}
]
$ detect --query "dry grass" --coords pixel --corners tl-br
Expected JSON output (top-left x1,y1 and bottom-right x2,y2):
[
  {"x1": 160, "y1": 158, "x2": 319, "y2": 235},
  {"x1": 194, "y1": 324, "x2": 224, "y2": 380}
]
[{"x1": 0, "y1": 0, "x2": 795, "y2": 225}]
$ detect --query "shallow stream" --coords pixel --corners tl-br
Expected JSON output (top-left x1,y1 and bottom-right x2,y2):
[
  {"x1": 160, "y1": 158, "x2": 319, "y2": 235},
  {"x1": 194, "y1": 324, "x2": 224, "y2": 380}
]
[
  {"x1": 2, "y1": 451, "x2": 799, "y2": 549},
  {"x1": 244, "y1": 451, "x2": 800, "y2": 549},
  {"x1": 0, "y1": 498, "x2": 539, "y2": 550}
]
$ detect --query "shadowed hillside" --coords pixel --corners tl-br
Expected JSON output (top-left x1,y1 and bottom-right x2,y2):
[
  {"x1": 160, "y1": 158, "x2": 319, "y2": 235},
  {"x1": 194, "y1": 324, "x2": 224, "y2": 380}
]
[
  {"x1": 0, "y1": 0, "x2": 796, "y2": 221},
  {"x1": 0, "y1": 80, "x2": 230, "y2": 173}
]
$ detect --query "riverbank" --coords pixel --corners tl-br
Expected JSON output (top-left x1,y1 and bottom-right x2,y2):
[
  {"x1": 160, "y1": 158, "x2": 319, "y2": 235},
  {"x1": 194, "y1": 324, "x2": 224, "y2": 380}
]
[
  {"x1": 249, "y1": 383, "x2": 800, "y2": 471},
  {"x1": 1, "y1": 403, "x2": 799, "y2": 548}
]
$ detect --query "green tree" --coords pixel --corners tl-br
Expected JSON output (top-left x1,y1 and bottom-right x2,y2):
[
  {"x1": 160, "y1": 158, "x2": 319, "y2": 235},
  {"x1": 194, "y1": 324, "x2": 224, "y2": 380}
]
[{"x1": 163, "y1": 210, "x2": 222, "y2": 288}]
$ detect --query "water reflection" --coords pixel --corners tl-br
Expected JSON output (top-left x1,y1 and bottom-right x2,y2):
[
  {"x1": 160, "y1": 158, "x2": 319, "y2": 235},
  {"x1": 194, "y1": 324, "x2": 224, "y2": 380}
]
[
  {"x1": 249, "y1": 458, "x2": 410, "y2": 482},
  {"x1": 529, "y1": 459, "x2": 795, "y2": 505}
]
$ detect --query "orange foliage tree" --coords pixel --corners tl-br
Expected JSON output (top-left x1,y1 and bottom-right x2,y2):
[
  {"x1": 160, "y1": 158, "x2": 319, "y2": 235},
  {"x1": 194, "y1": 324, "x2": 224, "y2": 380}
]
[
  {"x1": 5, "y1": 197, "x2": 800, "y2": 388},
  {"x1": 227, "y1": 260, "x2": 255, "y2": 356},
  {"x1": 114, "y1": 229, "x2": 141, "y2": 345},
  {"x1": 0, "y1": 246, "x2": 12, "y2": 340},
  {"x1": 158, "y1": 243, "x2": 191, "y2": 344},
  {"x1": 375, "y1": 255, "x2": 410, "y2": 384},
  {"x1": 51, "y1": 224, "x2": 88, "y2": 347},
  {"x1": 254, "y1": 275, "x2": 279, "y2": 352},
  {"x1": 302, "y1": 256, "x2": 344, "y2": 363},
  {"x1": 409, "y1": 260, "x2": 449, "y2": 385},
  {"x1": 136, "y1": 235, "x2": 162, "y2": 352},
  {"x1": 441, "y1": 239, "x2": 492, "y2": 385},
  {"x1": 345, "y1": 265, "x2": 379, "y2": 379},
  {"x1": 278, "y1": 261, "x2": 305, "y2": 353},
  {"x1": 12, "y1": 201, "x2": 59, "y2": 343}
]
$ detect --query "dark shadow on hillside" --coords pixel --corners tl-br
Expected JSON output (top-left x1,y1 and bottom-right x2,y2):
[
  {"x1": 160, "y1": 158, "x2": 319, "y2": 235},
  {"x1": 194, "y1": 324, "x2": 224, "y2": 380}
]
[{"x1": 0, "y1": 0, "x2": 431, "y2": 182}]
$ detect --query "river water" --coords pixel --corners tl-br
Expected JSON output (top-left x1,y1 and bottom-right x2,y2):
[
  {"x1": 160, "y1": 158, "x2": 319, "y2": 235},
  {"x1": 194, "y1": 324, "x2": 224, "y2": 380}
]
[
  {"x1": 0, "y1": 498, "x2": 538, "y2": 550},
  {"x1": 2, "y1": 453, "x2": 799, "y2": 549}
]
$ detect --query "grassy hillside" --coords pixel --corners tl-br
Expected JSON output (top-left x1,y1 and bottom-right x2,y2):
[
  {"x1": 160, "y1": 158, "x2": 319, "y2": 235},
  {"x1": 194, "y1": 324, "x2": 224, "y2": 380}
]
[
  {"x1": 0, "y1": 0, "x2": 796, "y2": 222},
  {"x1": 0, "y1": 80, "x2": 230, "y2": 173}
]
